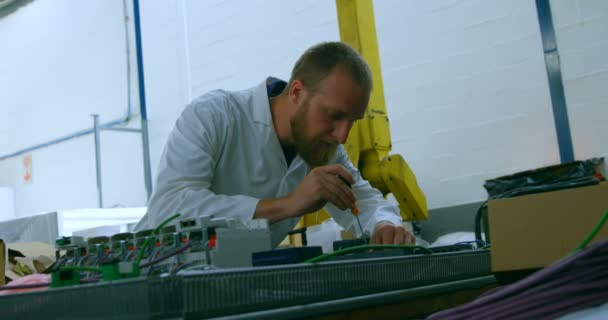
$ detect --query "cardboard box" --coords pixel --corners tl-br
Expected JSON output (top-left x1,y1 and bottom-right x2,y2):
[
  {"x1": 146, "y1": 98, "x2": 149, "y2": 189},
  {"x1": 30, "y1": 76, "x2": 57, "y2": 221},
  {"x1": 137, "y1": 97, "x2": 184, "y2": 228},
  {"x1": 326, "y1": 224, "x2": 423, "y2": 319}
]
[
  {"x1": 488, "y1": 182, "x2": 608, "y2": 272},
  {"x1": 1, "y1": 239, "x2": 5, "y2": 286}
]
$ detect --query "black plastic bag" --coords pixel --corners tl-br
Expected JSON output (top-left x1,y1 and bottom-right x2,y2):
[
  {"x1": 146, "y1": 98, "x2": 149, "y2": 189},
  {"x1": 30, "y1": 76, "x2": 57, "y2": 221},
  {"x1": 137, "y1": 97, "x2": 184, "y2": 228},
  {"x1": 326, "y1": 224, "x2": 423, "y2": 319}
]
[{"x1": 483, "y1": 158, "x2": 605, "y2": 199}]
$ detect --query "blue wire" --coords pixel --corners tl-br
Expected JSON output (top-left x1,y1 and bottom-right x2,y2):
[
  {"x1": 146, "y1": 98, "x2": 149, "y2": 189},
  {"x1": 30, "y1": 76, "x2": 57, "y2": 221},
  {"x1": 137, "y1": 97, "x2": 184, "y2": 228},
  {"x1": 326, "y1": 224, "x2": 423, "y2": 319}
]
[{"x1": 172, "y1": 262, "x2": 193, "y2": 274}]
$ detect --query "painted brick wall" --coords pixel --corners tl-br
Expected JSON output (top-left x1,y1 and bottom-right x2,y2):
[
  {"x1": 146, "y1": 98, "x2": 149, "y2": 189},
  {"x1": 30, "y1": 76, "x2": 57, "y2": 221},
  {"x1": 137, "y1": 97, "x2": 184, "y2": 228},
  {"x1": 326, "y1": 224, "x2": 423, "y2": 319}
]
[
  {"x1": 374, "y1": 0, "x2": 560, "y2": 208},
  {"x1": 551, "y1": 0, "x2": 608, "y2": 162}
]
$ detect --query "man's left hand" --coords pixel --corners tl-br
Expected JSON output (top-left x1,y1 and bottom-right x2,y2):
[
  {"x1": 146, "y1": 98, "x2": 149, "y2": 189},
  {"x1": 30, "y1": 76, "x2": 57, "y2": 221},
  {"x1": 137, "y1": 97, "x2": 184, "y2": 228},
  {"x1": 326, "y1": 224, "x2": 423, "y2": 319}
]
[{"x1": 370, "y1": 221, "x2": 415, "y2": 245}]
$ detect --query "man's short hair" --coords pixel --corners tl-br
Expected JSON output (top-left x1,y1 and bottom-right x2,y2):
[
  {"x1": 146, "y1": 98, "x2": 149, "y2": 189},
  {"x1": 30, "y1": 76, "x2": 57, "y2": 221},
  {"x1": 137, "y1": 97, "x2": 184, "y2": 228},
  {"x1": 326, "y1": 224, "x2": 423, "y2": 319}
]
[{"x1": 287, "y1": 42, "x2": 373, "y2": 94}]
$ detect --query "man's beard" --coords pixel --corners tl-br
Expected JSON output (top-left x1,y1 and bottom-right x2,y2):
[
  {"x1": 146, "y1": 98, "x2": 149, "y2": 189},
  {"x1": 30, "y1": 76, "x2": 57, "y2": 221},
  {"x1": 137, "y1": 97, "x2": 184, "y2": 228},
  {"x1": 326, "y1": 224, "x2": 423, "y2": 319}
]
[{"x1": 290, "y1": 100, "x2": 338, "y2": 168}]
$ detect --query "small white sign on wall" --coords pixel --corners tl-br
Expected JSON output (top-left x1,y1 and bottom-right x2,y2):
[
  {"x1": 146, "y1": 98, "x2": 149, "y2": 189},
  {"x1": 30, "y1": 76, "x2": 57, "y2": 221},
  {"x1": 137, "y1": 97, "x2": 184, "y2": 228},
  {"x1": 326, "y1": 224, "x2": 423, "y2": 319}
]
[{"x1": 23, "y1": 154, "x2": 32, "y2": 184}]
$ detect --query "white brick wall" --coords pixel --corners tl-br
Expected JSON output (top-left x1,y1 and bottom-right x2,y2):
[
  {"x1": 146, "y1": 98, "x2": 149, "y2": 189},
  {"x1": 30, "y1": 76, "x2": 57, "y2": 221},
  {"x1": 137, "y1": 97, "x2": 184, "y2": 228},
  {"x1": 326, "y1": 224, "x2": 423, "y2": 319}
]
[
  {"x1": 138, "y1": 0, "x2": 193, "y2": 182},
  {"x1": 185, "y1": 0, "x2": 340, "y2": 95},
  {"x1": 551, "y1": 0, "x2": 608, "y2": 161},
  {"x1": 375, "y1": 0, "x2": 560, "y2": 208}
]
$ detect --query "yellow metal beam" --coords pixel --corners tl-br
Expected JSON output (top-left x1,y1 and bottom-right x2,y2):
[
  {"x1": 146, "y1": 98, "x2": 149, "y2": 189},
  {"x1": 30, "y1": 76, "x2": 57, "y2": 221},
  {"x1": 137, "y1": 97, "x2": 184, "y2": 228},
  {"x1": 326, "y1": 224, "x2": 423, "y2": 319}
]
[{"x1": 337, "y1": 0, "x2": 391, "y2": 165}]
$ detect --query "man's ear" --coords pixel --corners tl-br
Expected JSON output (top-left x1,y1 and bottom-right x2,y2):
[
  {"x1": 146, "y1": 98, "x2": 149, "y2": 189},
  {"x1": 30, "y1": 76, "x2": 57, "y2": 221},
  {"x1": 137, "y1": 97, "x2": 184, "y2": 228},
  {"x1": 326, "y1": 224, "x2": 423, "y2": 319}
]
[{"x1": 288, "y1": 80, "x2": 306, "y2": 106}]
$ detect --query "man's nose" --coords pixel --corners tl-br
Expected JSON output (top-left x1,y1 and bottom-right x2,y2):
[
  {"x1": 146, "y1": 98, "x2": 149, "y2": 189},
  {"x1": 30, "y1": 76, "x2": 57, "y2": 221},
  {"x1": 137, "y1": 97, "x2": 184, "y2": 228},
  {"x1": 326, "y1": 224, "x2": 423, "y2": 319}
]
[{"x1": 332, "y1": 121, "x2": 352, "y2": 144}]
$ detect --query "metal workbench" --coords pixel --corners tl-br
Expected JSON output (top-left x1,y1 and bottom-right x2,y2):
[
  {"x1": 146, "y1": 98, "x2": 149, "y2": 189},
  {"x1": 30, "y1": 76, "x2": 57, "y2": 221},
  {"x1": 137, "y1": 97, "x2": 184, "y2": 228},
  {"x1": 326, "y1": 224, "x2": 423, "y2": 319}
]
[{"x1": 0, "y1": 250, "x2": 493, "y2": 319}]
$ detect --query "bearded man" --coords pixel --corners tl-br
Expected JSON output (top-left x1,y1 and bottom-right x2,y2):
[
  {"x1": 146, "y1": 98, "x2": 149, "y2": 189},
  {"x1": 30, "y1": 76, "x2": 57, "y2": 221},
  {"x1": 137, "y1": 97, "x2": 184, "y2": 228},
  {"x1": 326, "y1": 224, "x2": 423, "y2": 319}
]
[{"x1": 136, "y1": 42, "x2": 414, "y2": 247}]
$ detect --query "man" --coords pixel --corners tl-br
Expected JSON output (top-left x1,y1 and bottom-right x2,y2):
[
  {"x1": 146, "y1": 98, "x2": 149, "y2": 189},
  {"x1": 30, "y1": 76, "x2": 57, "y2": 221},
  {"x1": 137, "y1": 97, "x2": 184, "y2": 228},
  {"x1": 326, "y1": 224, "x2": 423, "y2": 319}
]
[{"x1": 136, "y1": 42, "x2": 415, "y2": 247}]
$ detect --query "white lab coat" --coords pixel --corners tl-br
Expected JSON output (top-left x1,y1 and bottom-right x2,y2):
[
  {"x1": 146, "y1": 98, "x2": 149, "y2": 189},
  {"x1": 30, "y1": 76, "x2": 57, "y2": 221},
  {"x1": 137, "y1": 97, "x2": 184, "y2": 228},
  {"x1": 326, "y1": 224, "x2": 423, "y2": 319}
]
[{"x1": 135, "y1": 78, "x2": 402, "y2": 247}]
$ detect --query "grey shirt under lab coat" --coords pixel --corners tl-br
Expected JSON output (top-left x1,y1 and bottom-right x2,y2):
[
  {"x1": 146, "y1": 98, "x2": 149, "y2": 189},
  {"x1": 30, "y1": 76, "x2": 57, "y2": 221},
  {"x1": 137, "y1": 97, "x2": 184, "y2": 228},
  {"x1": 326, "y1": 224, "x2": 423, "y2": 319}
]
[{"x1": 135, "y1": 79, "x2": 402, "y2": 247}]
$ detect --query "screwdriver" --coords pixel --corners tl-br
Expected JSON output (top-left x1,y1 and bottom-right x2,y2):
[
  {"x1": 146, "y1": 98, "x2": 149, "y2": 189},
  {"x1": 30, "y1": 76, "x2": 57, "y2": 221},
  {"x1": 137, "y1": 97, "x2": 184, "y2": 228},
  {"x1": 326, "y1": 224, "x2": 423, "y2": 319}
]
[{"x1": 337, "y1": 175, "x2": 364, "y2": 239}]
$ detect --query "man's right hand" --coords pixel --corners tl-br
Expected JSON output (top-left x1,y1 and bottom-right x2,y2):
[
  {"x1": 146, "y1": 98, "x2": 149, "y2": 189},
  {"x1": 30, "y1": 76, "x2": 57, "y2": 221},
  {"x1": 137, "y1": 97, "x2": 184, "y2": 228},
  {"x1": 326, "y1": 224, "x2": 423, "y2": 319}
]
[{"x1": 286, "y1": 164, "x2": 357, "y2": 217}]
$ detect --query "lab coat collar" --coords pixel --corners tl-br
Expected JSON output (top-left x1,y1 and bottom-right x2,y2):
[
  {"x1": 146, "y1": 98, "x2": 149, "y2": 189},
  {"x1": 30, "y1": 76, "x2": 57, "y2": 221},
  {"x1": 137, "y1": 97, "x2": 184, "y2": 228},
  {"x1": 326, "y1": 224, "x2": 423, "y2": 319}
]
[
  {"x1": 249, "y1": 78, "x2": 309, "y2": 174},
  {"x1": 251, "y1": 78, "x2": 274, "y2": 127},
  {"x1": 250, "y1": 78, "x2": 289, "y2": 171}
]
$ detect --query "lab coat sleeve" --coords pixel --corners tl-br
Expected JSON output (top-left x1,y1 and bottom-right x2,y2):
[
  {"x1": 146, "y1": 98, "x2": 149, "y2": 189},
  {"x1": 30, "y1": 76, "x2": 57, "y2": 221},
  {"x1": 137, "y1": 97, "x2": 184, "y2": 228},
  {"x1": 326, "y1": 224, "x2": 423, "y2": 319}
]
[
  {"x1": 324, "y1": 146, "x2": 403, "y2": 237},
  {"x1": 136, "y1": 93, "x2": 260, "y2": 231}
]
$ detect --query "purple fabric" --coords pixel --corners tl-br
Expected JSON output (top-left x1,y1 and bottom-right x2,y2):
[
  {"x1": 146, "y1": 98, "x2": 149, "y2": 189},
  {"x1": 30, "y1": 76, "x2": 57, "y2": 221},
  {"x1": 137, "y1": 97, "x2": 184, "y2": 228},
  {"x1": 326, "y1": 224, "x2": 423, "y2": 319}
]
[
  {"x1": 516, "y1": 291, "x2": 608, "y2": 320},
  {"x1": 428, "y1": 239, "x2": 608, "y2": 320},
  {"x1": 473, "y1": 281, "x2": 608, "y2": 319}
]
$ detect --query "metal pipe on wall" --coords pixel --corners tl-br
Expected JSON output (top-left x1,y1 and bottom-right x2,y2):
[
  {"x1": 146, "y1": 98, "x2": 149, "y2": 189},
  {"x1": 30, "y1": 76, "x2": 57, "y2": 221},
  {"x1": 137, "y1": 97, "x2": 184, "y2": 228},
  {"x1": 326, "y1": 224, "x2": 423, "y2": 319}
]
[
  {"x1": 0, "y1": 0, "x2": 136, "y2": 162},
  {"x1": 535, "y1": 0, "x2": 575, "y2": 163},
  {"x1": 93, "y1": 114, "x2": 104, "y2": 208},
  {"x1": 0, "y1": 118, "x2": 128, "y2": 161},
  {"x1": 0, "y1": 0, "x2": 153, "y2": 206},
  {"x1": 133, "y1": 0, "x2": 153, "y2": 200}
]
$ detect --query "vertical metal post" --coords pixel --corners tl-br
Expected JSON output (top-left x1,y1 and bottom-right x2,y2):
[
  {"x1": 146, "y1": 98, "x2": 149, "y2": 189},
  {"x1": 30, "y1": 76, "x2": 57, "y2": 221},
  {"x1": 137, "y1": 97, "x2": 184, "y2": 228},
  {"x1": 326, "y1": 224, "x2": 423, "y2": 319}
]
[
  {"x1": 535, "y1": 0, "x2": 575, "y2": 163},
  {"x1": 133, "y1": 0, "x2": 153, "y2": 199},
  {"x1": 93, "y1": 114, "x2": 104, "y2": 208}
]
